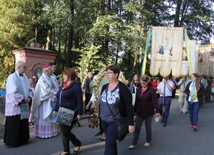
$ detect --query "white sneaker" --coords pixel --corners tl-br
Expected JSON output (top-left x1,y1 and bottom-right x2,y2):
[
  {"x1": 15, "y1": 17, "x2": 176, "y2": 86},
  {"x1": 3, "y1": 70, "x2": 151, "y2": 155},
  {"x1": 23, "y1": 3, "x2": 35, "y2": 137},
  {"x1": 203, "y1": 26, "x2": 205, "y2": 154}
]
[
  {"x1": 129, "y1": 145, "x2": 137, "y2": 150},
  {"x1": 144, "y1": 142, "x2": 151, "y2": 147}
]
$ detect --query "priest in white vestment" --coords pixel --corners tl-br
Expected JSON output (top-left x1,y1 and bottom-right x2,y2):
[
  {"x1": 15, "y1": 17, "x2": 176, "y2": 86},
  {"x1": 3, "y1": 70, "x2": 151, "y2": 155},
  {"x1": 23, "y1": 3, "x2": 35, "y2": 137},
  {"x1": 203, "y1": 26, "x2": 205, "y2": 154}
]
[
  {"x1": 4, "y1": 61, "x2": 32, "y2": 147},
  {"x1": 30, "y1": 64, "x2": 58, "y2": 138}
]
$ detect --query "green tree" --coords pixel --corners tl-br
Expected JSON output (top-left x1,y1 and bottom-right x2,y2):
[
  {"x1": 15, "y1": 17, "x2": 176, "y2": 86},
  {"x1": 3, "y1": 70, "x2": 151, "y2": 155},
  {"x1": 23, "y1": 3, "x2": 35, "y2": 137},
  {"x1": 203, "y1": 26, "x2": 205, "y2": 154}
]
[
  {"x1": 168, "y1": 0, "x2": 214, "y2": 43},
  {"x1": 0, "y1": 0, "x2": 43, "y2": 86},
  {"x1": 0, "y1": 0, "x2": 213, "y2": 87}
]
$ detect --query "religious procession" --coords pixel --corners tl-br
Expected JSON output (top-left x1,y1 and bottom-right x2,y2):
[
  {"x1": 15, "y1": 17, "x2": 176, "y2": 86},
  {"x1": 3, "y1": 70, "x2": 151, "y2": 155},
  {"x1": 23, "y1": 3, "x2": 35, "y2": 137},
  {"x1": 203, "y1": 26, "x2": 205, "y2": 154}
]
[{"x1": 0, "y1": 1, "x2": 214, "y2": 155}]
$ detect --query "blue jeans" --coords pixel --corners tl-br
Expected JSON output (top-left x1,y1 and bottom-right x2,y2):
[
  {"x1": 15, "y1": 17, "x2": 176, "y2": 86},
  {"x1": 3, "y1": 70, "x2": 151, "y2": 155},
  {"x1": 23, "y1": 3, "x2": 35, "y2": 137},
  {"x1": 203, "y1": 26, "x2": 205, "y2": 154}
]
[
  {"x1": 188, "y1": 101, "x2": 200, "y2": 125},
  {"x1": 132, "y1": 115, "x2": 153, "y2": 145},
  {"x1": 101, "y1": 120, "x2": 118, "y2": 155},
  {"x1": 158, "y1": 97, "x2": 171, "y2": 124}
]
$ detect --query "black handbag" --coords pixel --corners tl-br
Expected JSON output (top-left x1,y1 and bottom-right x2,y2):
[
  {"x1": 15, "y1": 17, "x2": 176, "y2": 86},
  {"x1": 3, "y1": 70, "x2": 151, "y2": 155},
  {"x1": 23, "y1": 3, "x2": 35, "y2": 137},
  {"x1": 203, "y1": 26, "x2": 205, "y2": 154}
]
[
  {"x1": 106, "y1": 93, "x2": 129, "y2": 141},
  {"x1": 114, "y1": 117, "x2": 129, "y2": 141},
  {"x1": 56, "y1": 91, "x2": 76, "y2": 126}
]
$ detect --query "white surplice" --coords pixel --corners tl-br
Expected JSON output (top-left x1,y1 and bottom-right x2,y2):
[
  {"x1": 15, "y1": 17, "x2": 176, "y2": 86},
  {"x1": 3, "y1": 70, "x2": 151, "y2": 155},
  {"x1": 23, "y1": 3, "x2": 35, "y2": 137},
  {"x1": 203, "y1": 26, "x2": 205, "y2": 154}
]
[
  {"x1": 4, "y1": 71, "x2": 32, "y2": 146},
  {"x1": 5, "y1": 71, "x2": 32, "y2": 116},
  {"x1": 30, "y1": 73, "x2": 58, "y2": 138}
]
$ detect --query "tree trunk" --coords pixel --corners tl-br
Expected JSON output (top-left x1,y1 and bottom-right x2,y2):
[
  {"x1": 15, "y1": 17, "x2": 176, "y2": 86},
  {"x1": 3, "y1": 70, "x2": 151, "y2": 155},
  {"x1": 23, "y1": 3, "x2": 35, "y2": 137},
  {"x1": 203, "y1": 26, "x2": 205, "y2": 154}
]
[
  {"x1": 45, "y1": 29, "x2": 51, "y2": 50},
  {"x1": 67, "y1": 0, "x2": 74, "y2": 67},
  {"x1": 174, "y1": 0, "x2": 182, "y2": 27}
]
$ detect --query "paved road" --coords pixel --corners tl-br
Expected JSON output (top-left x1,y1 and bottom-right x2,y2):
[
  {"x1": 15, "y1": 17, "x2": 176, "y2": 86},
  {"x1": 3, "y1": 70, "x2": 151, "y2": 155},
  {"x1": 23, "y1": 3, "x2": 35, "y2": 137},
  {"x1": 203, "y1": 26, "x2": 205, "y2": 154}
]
[{"x1": 0, "y1": 99, "x2": 214, "y2": 155}]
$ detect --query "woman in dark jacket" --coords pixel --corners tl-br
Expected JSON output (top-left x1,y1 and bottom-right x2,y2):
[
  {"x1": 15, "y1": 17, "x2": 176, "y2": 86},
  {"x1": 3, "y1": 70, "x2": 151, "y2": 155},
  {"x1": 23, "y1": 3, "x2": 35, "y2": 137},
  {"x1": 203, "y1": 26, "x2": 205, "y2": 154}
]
[
  {"x1": 52, "y1": 68, "x2": 83, "y2": 155},
  {"x1": 99, "y1": 65, "x2": 135, "y2": 155},
  {"x1": 185, "y1": 73, "x2": 205, "y2": 131},
  {"x1": 129, "y1": 74, "x2": 141, "y2": 107},
  {"x1": 129, "y1": 75, "x2": 160, "y2": 150}
]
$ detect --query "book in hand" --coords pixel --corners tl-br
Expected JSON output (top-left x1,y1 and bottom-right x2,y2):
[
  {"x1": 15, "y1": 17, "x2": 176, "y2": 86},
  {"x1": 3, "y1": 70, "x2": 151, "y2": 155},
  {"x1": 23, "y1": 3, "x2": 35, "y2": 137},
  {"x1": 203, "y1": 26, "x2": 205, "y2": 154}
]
[{"x1": 49, "y1": 112, "x2": 57, "y2": 123}]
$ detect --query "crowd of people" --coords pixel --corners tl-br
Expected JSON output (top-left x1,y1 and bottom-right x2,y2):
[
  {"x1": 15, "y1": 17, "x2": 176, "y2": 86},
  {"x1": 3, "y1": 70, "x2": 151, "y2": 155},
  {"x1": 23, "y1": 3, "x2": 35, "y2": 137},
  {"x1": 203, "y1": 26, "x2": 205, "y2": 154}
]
[{"x1": 3, "y1": 61, "x2": 214, "y2": 155}]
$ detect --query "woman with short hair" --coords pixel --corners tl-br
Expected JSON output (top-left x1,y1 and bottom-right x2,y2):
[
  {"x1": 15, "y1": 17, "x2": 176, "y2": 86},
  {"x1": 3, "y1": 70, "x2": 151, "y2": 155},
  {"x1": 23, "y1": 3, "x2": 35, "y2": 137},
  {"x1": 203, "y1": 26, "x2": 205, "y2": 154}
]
[
  {"x1": 99, "y1": 65, "x2": 135, "y2": 155},
  {"x1": 129, "y1": 75, "x2": 160, "y2": 150},
  {"x1": 52, "y1": 68, "x2": 83, "y2": 155}
]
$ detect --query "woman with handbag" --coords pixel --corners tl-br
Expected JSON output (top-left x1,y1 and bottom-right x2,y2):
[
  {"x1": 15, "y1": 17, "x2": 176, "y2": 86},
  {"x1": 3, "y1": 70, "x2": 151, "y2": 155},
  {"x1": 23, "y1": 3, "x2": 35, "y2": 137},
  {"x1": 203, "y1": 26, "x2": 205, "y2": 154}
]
[
  {"x1": 99, "y1": 65, "x2": 135, "y2": 155},
  {"x1": 129, "y1": 75, "x2": 160, "y2": 150},
  {"x1": 52, "y1": 68, "x2": 83, "y2": 155}
]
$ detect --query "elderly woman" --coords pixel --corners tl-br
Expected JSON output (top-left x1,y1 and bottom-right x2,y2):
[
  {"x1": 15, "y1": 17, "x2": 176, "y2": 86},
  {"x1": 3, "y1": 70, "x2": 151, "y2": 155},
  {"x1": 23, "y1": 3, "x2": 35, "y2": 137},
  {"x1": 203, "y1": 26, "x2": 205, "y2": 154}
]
[
  {"x1": 99, "y1": 65, "x2": 135, "y2": 155},
  {"x1": 52, "y1": 68, "x2": 83, "y2": 155},
  {"x1": 185, "y1": 73, "x2": 205, "y2": 131},
  {"x1": 129, "y1": 75, "x2": 160, "y2": 150}
]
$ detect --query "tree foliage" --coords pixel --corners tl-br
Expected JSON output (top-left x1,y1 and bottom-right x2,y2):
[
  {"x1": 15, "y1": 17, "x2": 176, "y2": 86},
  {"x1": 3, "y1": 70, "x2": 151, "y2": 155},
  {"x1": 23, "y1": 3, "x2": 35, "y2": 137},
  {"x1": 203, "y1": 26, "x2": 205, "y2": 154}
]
[
  {"x1": 0, "y1": 0, "x2": 213, "y2": 86},
  {"x1": 168, "y1": 0, "x2": 213, "y2": 43}
]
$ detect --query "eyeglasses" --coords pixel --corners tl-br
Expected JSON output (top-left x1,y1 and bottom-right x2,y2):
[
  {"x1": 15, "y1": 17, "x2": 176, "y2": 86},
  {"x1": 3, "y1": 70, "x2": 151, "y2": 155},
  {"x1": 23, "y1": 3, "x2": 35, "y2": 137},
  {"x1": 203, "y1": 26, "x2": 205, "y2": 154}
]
[{"x1": 106, "y1": 71, "x2": 114, "y2": 74}]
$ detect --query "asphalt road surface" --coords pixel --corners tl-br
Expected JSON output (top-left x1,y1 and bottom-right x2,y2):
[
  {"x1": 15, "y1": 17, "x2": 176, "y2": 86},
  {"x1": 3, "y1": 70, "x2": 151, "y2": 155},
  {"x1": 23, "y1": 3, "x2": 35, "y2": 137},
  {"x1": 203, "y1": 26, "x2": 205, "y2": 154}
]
[{"x1": 1, "y1": 99, "x2": 214, "y2": 155}]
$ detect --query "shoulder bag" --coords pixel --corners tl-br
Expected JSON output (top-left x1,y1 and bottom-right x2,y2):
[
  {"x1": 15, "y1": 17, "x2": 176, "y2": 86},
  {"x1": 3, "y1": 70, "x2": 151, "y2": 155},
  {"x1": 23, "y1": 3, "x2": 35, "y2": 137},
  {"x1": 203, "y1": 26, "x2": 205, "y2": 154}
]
[
  {"x1": 106, "y1": 90, "x2": 129, "y2": 141},
  {"x1": 56, "y1": 91, "x2": 76, "y2": 126}
]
